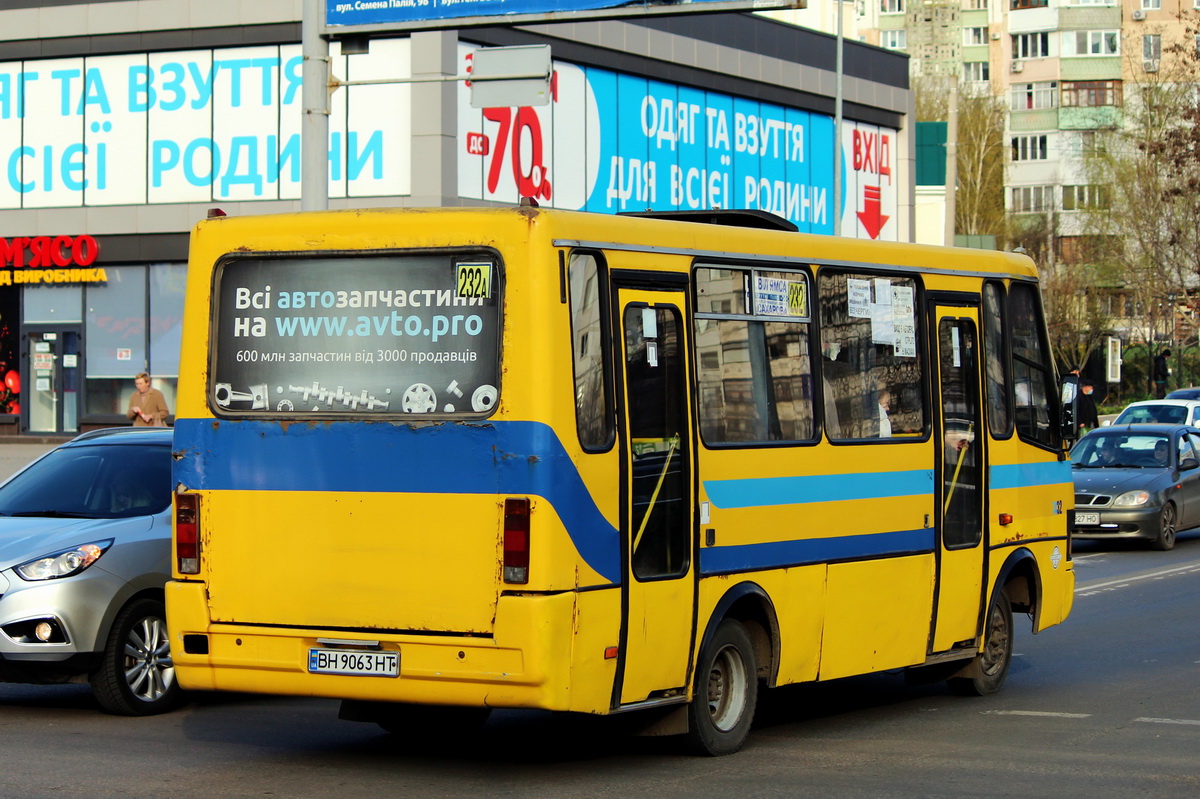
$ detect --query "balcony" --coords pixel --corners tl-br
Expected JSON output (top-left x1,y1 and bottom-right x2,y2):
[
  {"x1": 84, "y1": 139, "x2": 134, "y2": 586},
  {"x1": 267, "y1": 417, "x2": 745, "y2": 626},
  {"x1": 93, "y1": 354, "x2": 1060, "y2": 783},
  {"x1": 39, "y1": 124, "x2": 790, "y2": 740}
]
[{"x1": 1059, "y1": 105, "x2": 1122, "y2": 130}]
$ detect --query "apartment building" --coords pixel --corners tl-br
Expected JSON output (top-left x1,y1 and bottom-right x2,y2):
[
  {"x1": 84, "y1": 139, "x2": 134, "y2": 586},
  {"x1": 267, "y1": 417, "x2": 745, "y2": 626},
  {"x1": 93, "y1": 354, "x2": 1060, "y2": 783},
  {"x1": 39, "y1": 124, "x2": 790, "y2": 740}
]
[
  {"x1": 0, "y1": 1, "x2": 911, "y2": 437},
  {"x1": 853, "y1": 0, "x2": 1196, "y2": 258}
]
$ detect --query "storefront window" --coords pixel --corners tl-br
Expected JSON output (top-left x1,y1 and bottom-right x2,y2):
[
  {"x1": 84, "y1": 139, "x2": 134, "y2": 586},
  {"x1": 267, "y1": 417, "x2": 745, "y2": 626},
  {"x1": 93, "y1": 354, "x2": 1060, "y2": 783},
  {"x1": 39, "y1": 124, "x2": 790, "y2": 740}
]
[
  {"x1": 86, "y1": 266, "x2": 147, "y2": 416},
  {"x1": 149, "y1": 263, "x2": 186, "y2": 379},
  {"x1": 77, "y1": 265, "x2": 180, "y2": 418},
  {"x1": 23, "y1": 285, "x2": 83, "y2": 323}
]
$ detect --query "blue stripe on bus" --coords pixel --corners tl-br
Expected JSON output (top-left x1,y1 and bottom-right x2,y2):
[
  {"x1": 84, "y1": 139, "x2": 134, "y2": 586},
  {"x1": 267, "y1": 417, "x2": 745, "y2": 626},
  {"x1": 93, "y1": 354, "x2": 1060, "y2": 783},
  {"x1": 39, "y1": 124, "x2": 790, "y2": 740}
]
[
  {"x1": 989, "y1": 460, "x2": 1072, "y2": 490},
  {"x1": 703, "y1": 469, "x2": 935, "y2": 509},
  {"x1": 699, "y1": 528, "x2": 936, "y2": 574},
  {"x1": 172, "y1": 418, "x2": 623, "y2": 584}
]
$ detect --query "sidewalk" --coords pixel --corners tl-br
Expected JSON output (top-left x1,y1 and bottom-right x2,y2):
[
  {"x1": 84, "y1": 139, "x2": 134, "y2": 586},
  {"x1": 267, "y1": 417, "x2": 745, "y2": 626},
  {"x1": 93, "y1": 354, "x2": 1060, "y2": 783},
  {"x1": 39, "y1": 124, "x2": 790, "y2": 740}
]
[{"x1": 0, "y1": 439, "x2": 65, "y2": 481}]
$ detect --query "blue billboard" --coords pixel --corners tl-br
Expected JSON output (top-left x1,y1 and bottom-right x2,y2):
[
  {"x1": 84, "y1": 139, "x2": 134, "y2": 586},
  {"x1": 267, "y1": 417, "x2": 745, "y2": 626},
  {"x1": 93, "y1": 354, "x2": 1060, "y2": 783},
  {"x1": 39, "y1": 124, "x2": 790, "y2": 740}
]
[
  {"x1": 326, "y1": 0, "x2": 796, "y2": 28},
  {"x1": 459, "y1": 55, "x2": 843, "y2": 235}
]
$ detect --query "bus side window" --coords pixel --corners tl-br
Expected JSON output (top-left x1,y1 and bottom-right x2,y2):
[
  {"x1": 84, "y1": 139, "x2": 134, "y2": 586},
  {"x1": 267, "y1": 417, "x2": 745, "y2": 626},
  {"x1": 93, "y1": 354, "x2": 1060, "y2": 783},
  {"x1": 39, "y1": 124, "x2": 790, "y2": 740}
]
[
  {"x1": 693, "y1": 266, "x2": 814, "y2": 445},
  {"x1": 569, "y1": 252, "x2": 613, "y2": 450},
  {"x1": 1009, "y1": 282, "x2": 1057, "y2": 448},
  {"x1": 982, "y1": 282, "x2": 1012, "y2": 438},
  {"x1": 817, "y1": 271, "x2": 925, "y2": 440}
]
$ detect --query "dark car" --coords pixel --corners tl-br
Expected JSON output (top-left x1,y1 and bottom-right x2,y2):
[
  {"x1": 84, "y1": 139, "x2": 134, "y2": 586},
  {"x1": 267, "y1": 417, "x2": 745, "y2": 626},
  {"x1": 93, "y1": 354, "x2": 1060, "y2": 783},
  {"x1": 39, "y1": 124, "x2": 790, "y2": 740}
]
[
  {"x1": 1166, "y1": 387, "x2": 1200, "y2": 400},
  {"x1": 1071, "y1": 424, "x2": 1200, "y2": 551},
  {"x1": 0, "y1": 427, "x2": 180, "y2": 714}
]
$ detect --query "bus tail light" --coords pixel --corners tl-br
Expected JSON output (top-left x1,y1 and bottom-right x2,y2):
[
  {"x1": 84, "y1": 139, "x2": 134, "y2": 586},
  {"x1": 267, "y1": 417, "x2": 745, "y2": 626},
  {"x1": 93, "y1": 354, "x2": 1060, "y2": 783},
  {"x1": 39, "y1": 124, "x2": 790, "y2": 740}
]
[
  {"x1": 176, "y1": 492, "x2": 201, "y2": 574},
  {"x1": 503, "y1": 498, "x2": 530, "y2": 584}
]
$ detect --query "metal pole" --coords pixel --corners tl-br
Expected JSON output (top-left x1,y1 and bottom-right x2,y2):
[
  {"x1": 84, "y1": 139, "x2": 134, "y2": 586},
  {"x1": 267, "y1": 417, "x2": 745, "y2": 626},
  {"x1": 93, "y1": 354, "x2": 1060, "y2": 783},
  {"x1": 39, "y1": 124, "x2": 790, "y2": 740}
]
[
  {"x1": 302, "y1": 0, "x2": 329, "y2": 211},
  {"x1": 833, "y1": 0, "x2": 844, "y2": 235},
  {"x1": 943, "y1": 76, "x2": 958, "y2": 247}
]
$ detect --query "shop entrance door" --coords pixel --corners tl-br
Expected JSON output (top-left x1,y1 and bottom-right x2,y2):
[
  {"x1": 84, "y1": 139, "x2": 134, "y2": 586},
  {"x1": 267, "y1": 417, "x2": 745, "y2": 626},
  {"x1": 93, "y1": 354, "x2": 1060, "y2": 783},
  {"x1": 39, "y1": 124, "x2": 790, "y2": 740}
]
[{"x1": 24, "y1": 327, "x2": 82, "y2": 435}]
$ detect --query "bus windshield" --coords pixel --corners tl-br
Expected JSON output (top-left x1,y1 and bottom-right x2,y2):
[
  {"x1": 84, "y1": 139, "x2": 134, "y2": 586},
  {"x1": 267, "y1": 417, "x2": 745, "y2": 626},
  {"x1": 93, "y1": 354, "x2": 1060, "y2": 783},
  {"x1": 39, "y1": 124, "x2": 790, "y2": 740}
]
[{"x1": 211, "y1": 253, "x2": 501, "y2": 417}]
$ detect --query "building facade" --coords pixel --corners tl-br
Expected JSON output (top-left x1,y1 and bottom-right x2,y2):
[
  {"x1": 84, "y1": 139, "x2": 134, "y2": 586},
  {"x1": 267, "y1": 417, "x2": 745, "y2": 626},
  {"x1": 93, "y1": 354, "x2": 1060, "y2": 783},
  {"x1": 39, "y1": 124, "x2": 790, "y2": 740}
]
[
  {"x1": 0, "y1": 0, "x2": 912, "y2": 437},
  {"x1": 854, "y1": 0, "x2": 1197, "y2": 243}
]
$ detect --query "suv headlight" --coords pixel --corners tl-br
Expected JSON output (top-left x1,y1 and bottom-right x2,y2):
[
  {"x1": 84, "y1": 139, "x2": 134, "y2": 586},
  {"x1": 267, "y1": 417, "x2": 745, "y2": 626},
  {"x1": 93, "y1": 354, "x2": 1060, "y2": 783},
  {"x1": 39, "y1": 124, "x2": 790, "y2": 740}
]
[
  {"x1": 1113, "y1": 490, "x2": 1151, "y2": 507},
  {"x1": 14, "y1": 539, "x2": 113, "y2": 581}
]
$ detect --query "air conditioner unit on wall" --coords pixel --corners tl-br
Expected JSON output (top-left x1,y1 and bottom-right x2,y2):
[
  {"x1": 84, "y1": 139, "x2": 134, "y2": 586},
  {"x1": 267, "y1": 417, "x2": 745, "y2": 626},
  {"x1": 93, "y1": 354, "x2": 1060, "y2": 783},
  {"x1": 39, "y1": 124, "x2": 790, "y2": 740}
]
[
  {"x1": 1132, "y1": 9, "x2": 1146, "y2": 20},
  {"x1": 1011, "y1": 61, "x2": 1024, "y2": 73},
  {"x1": 1144, "y1": 59, "x2": 1160, "y2": 72}
]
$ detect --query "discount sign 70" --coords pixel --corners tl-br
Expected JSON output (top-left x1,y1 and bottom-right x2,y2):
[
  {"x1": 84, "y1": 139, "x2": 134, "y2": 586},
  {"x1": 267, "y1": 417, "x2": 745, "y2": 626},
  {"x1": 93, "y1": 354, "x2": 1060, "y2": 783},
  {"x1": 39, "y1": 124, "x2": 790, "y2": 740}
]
[{"x1": 463, "y1": 52, "x2": 555, "y2": 203}]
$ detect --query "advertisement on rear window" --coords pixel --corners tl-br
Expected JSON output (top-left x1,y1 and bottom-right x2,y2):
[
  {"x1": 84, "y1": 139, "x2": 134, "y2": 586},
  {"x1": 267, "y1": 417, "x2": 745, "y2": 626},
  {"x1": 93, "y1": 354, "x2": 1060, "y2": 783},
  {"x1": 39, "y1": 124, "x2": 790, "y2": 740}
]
[{"x1": 213, "y1": 254, "x2": 501, "y2": 416}]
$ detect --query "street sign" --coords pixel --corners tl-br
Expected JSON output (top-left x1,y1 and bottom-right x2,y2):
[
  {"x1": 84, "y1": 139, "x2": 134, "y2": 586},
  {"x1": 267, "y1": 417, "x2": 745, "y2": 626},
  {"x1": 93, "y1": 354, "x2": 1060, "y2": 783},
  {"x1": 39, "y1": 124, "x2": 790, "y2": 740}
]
[
  {"x1": 470, "y1": 45, "x2": 552, "y2": 108},
  {"x1": 324, "y1": 0, "x2": 805, "y2": 33},
  {"x1": 1106, "y1": 336, "x2": 1122, "y2": 384}
]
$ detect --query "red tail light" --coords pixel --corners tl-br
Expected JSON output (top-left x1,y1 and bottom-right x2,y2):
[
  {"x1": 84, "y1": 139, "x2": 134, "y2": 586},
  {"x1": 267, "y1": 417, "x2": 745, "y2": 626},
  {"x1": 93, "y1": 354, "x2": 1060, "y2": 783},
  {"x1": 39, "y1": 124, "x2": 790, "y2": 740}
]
[
  {"x1": 176, "y1": 492, "x2": 201, "y2": 574},
  {"x1": 503, "y1": 498, "x2": 530, "y2": 584}
]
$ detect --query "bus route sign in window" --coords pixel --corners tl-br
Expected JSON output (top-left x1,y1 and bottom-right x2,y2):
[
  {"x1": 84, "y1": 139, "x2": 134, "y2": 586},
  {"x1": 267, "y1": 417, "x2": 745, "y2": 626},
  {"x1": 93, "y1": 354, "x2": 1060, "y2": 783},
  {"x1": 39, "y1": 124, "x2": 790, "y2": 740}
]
[{"x1": 211, "y1": 253, "x2": 501, "y2": 417}]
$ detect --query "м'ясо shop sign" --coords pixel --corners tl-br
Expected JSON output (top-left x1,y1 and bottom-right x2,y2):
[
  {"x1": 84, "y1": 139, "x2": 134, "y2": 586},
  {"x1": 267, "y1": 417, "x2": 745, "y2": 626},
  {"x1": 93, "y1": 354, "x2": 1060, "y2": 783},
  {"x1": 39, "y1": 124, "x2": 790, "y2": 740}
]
[{"x1": 0, "y1": 235, "x2": 108, "y2": 285}]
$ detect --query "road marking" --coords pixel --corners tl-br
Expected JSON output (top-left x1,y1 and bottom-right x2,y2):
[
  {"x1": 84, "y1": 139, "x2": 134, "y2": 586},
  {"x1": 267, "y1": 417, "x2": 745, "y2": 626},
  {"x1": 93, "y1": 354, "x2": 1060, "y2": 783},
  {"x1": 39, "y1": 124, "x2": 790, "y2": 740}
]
[
  {"x1": 1076, "y1": 562, "x2": 1200, "y2": 594},
  {"x1": 982, "y1": 710, "x2": 1092, "y2": 718},
  {"x1": 1134, "y1": 717, "x2": 1200, "y2": 726}
]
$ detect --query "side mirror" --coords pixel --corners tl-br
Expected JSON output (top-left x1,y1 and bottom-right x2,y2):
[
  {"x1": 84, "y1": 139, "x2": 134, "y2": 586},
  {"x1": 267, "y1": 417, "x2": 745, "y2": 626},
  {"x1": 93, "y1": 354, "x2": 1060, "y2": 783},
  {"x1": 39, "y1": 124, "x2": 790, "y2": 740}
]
[
  {"x1": 1180, "y1": 457, "x2": 1199, "y2": 471},
  {"x1": 1060, "y1": 374, "x2": 1080, "y2": 444}
]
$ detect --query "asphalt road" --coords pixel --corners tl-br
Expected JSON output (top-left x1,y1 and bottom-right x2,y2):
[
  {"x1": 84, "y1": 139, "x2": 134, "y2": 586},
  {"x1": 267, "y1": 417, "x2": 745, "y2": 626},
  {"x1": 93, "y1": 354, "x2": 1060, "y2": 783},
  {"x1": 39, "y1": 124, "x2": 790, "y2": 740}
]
[{"x1": 2, "y1": 528, "x2": 1198, "y2": 798}]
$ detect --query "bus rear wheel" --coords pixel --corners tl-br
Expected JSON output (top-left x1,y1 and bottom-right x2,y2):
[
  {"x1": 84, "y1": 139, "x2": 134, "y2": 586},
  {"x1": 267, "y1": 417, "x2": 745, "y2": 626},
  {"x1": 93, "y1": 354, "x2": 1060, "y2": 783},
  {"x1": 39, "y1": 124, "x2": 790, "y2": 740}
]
[
  {"x1": 948, "y1": 589, "x2": 1013, "y2": 697},
  {"x1": 686, "y1": 619, "x2": 757, "y2": 756}
]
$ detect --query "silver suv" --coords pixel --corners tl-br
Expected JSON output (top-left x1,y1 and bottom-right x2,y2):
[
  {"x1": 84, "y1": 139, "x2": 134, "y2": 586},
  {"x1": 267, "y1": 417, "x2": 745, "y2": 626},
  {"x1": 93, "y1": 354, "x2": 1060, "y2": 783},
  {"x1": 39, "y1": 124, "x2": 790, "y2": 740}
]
[{"x1": 0, "y1": 427, "x2": 179, "y2": 715}]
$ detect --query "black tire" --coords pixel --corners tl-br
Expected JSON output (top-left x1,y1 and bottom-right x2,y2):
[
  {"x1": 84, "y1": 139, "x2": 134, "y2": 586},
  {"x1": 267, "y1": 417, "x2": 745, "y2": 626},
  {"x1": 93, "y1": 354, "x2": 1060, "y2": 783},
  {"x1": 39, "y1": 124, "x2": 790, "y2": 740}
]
[
  {"x1": 90, "y1": 598, "x2": 182, "y2": 716},
  {"x1": 1151, "y1": 503, "x2": 1178, "y2": 551},
  {"x1": 686, "y1": 619, "x2": 758, "y2": 756},
  {"x1": 948, "y1": 589, "x2": 1013, "y2": 697},
  {"x1": 376, "y1": 704, "x2": 492, "y2": 738}
]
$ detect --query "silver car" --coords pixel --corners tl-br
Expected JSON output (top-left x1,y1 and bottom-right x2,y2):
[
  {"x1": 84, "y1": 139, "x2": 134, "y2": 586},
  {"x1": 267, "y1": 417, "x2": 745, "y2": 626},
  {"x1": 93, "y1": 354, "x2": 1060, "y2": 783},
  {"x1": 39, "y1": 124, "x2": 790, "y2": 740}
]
[
  {"x1": 0, "y1": 427, "x2": 179, "y2": 715},
  {"x1": 1071, "y1": 424, "x2": 1200, "y2": 551}
]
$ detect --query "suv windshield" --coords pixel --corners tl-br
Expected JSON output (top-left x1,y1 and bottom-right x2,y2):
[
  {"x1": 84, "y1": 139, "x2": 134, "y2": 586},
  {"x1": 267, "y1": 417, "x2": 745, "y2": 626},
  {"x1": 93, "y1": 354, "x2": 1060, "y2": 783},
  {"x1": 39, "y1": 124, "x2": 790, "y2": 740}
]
[{"x1": 0, "y1": 443, "x2": 171, "y2": 519}]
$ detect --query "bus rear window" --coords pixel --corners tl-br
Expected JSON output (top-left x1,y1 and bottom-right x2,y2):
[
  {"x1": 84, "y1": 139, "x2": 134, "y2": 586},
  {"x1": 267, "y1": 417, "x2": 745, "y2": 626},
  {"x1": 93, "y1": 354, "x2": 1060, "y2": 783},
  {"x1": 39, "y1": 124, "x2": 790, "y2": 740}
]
[{"x1": 211, "y1": 253, "x2": 501, "y2": 417}]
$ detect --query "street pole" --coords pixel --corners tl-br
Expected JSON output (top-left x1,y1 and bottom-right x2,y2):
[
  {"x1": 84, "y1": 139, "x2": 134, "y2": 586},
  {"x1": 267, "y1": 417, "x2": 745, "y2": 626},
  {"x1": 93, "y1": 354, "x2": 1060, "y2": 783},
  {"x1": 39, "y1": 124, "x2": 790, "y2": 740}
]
[
  {"x1": 833, "y1": 0, "x2": 844, "y2": 235},
  {"x1": 943, "y1": 76, "x2": 958, "y2": 247},
  {"x1": 302, "y1": 0, "x2": 329, "y2": 211}
]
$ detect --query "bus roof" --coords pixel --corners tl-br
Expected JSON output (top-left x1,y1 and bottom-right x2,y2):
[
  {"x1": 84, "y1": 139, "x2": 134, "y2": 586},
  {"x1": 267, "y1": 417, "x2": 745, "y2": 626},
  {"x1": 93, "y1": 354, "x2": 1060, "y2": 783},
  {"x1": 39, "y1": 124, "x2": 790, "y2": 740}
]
[{"x1": 192, "y1": 205, "x2": 1040, "y2": 281}]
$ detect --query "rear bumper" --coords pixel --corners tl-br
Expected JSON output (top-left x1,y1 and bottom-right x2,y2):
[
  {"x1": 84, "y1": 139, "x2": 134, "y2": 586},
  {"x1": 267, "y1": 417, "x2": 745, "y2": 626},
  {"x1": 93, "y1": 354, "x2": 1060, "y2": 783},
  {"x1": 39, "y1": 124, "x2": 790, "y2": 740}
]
[
  {"x1": 166, "y1": 580, "x2": 613, "y2": 713},
  {"x1": 1072, "y1": 506, "x2": 1162, "y2": 542}
]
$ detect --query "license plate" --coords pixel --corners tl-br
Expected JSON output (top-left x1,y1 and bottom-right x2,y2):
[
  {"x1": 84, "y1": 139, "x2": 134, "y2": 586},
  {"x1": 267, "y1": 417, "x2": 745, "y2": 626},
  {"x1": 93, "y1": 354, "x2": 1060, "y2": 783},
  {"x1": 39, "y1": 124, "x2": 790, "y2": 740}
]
[
  {"x1": 308, "y1": 648, "x2": 399, "y2": 677},
  {"x1": 1075, "y1": 512, "x2": 1100, "y2": 526}
]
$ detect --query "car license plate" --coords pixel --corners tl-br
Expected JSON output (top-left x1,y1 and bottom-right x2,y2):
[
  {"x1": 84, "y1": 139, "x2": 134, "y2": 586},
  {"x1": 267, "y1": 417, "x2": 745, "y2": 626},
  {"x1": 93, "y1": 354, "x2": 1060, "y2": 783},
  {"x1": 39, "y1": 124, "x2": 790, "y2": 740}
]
[
  {"x1": 308, "y1": 648, "x2": 399, "y2": 677},
  {"x1": 1075, "y1": 512, "x2": 1100, "y2": 526}
]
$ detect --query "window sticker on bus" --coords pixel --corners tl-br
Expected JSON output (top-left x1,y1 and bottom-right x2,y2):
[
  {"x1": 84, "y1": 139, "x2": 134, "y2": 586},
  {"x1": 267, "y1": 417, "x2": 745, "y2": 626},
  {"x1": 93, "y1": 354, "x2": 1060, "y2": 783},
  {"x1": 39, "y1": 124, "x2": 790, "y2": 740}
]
[
  {"x1": 871, "y1": 279, "x2": 894, "y2": 346},
  {"x1": 456, "y1": 261, "x2": 493, "y2": 300},
  {"x1": 211, "y1": 254, "x2": 501, "y2": 416},
  {"x1": 751, "y1": 272, "x2": 809, "y2": 319},
  {"x1": 847, "y1": 278, "x2": 872, "y2": 318},
  {"x1": 893, "y1": 286, "x2": 917, "y2": 357},
  {"x1": 751, "y1": 274, "x2": 809, "y2": 318}
]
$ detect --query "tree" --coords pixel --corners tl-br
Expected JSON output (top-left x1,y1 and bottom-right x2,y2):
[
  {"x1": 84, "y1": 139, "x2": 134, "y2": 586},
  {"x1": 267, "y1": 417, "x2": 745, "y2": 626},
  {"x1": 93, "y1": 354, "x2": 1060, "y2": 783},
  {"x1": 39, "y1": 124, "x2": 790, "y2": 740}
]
[
  {"x1": 913, "y1": 76, "x2": 1009, "y2": 241},
  {"x1": 1074, "y1": 20, "x2": 1200, "y2": 385},
  {"x1": 954, "y1": 89, "x2": 1008, "y2": 240}
]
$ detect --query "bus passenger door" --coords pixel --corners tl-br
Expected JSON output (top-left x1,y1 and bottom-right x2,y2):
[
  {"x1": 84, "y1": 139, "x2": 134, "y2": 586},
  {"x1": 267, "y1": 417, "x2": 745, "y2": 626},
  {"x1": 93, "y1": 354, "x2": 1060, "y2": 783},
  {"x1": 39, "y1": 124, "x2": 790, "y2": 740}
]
[
  {"x1": 931, "y1": 305, "x2": 986, "y2": 653},
  {"x1": 614, "y1": 289, "x2": 696, "y2": 706}
]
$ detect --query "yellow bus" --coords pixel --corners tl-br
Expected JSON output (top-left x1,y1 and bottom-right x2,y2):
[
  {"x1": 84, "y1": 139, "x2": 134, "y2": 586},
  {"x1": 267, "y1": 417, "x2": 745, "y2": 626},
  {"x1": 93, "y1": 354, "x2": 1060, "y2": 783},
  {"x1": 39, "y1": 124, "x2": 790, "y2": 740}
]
[{"x1": 166, "y1": 205, "x2": 1075, "y2": 755}]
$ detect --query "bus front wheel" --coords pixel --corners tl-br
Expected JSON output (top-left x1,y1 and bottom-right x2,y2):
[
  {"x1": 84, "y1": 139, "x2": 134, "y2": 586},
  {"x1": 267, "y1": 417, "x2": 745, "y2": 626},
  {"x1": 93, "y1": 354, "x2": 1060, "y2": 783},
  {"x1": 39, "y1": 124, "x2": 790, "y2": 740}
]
[
  {"x1": 948, "y1": 588, "x2": 1013, "y2": 697},
  {"x1": 686, "y1": 619, "x2": 758, "y2": 756}
]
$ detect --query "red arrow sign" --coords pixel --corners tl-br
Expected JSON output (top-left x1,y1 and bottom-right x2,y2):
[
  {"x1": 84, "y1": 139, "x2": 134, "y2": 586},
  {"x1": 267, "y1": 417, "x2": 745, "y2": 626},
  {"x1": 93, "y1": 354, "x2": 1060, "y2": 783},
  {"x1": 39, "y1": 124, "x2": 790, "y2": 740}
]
[{"x1": 857, "y1": 185, "x2": 889, "y2": 240}]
